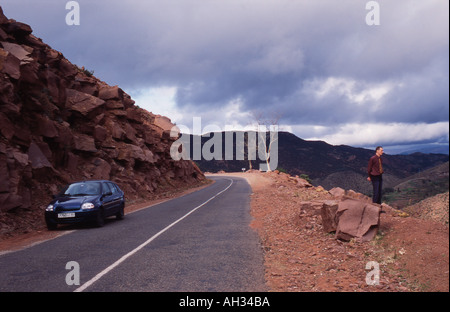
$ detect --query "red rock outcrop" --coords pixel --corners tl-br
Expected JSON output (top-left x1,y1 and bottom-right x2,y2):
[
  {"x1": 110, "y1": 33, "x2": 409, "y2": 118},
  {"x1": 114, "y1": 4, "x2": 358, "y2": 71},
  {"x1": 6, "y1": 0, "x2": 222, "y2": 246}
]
[
  {"x1": 0, "y1": 7, "x2": 204, "y2": 216},
  {"x1": 299, "y1": 187, "x2": 382, "y2": 242},
  {"x1": 334, "y1": 198, "x2": 380, "y2": 242}
]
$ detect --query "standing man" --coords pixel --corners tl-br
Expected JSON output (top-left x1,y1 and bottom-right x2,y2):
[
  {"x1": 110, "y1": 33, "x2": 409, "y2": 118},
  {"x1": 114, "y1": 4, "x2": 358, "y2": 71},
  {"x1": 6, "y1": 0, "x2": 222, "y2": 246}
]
[{"x1": 367, "y1": 146, "x2": 384, "y2": 204}]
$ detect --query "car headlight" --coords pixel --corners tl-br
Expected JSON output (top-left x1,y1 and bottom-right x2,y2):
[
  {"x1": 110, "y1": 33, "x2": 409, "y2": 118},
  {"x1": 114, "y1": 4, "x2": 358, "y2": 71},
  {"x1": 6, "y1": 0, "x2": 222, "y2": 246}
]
[
  {"x1": 46, "y1": 204, "x2": 54, "y2": 211},
  {"x1": 81, "y1": 203, "x2": 95, "y2": 210}
]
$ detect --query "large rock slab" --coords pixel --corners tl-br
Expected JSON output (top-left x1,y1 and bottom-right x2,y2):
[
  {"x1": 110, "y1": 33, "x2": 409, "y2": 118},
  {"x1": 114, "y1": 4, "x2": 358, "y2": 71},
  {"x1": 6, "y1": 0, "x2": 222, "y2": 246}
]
[
  {"x1": 66, "y1": 88, "x2": 105, "y2": 115},
  {"x1": 335, "y1": 198, "x2": 381, "y2": 242},
  {"x1": 320, "y1": 200, "x2": 339, "y2": 233}
]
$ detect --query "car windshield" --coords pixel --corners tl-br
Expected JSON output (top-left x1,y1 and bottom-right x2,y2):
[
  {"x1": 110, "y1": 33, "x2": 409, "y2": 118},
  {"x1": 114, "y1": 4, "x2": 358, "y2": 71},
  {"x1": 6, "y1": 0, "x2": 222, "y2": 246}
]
[{"x1": 63, "y1": 182, "x2": 101, "y2": 196}]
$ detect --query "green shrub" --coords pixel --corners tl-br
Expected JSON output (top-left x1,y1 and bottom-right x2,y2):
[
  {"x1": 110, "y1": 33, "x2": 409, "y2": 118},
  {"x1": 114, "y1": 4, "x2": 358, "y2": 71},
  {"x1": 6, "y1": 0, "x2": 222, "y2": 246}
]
[{"x1": 300, "y1": 174, "x2": 312, "y2": 184}]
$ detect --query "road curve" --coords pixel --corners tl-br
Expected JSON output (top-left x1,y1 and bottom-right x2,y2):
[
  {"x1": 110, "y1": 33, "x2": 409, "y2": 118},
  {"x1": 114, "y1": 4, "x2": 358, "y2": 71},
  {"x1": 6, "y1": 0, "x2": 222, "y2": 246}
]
[{"x1": 0, "y1": 176, "x2": 266, "y2": 292}]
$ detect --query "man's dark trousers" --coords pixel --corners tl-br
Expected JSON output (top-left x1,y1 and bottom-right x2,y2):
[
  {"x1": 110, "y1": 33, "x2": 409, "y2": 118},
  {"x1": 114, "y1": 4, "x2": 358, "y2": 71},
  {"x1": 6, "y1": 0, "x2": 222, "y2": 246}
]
[{"x1": 371, "y1": 174, "x2": 382, "y2": 204}]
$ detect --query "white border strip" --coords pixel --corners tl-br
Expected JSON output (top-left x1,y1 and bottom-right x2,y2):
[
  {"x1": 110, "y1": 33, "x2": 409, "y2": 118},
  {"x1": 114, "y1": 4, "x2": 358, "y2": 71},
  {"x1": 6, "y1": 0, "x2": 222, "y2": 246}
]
[{"x1": 74, "y1": 178, "x2": 233, "y2": 292}]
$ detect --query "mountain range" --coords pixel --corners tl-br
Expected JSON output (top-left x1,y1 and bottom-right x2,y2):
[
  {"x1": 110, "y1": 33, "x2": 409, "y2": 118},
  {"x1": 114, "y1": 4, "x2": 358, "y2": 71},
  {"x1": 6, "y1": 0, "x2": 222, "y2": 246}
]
[{"x1": 184, "y1": 131, "x2": 449, "y2": 194}]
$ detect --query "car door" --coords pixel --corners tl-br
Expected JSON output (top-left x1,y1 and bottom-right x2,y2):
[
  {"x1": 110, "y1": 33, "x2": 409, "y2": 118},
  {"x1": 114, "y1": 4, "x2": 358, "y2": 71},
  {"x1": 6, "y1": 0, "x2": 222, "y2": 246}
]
[
  {"x1": 107, "y1": 182, "x2": 122, "y2": 213},
  {"x1": 101, "y1": 182, "x2": 115, "y2": 215}
]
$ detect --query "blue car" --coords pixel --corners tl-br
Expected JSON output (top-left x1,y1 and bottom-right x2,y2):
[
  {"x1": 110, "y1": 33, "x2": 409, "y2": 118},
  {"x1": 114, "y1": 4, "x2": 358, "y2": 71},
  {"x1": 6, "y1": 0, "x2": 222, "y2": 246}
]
[{"x1": 45, "y1": 180, "x2": 125, "y2": 230}]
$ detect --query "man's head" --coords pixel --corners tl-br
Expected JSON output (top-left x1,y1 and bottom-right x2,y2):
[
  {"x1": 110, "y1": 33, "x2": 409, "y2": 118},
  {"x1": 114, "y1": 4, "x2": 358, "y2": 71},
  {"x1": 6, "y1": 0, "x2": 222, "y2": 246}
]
[{"x1": 375, "y1": 146, "x2": 384, "y2": 156}]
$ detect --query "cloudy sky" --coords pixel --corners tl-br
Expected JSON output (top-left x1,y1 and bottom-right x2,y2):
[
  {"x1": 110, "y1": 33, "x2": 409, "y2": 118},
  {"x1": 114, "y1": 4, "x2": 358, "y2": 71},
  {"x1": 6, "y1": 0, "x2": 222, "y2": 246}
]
[{"x1": 2, "y1": 0, "x2": 449, "y2": 153}]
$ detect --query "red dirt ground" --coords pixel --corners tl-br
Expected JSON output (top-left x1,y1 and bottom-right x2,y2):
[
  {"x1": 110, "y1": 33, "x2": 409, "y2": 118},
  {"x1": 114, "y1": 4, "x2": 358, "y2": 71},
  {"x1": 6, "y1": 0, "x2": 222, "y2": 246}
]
[{"x1": 217, "y1": 171, "x2": 449, "y2": 292}]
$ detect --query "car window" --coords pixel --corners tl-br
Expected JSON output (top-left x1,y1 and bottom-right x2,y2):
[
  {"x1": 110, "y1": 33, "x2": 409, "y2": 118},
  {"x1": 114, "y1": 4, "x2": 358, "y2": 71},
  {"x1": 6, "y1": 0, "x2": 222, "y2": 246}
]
[
  {"x1": 113, "y1": 183, "x2": 123, "y2": 193},
  {"x1": 102, "y1": 182, "x2": 112, "y2": 195},
  {"x1": 64, "y1": 182, "x2": 101, "y2": 196},
  {"x1": 108, "y1": 182, "x2": 118, "y2": 194}
]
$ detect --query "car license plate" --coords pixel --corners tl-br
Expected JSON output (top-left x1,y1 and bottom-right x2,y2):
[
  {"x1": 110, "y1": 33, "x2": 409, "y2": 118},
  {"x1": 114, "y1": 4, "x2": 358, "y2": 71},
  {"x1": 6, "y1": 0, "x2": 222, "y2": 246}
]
[{"x1": 58, "y1": 212, "x2": 75, "y2": 218}]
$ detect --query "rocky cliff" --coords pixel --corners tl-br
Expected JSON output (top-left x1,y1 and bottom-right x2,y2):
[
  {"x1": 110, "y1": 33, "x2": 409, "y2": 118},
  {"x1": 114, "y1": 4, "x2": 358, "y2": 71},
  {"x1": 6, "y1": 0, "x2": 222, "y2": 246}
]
[{"x1": 0, "y1": 7, "x2": 204, "y2": 217}]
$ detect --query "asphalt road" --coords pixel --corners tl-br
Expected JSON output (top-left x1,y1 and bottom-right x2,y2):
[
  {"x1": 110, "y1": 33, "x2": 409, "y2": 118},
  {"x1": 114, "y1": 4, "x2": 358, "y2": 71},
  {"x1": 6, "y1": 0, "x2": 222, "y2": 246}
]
[{"x1": 0, "y1": 176, "x2": 267, "y2": 292}]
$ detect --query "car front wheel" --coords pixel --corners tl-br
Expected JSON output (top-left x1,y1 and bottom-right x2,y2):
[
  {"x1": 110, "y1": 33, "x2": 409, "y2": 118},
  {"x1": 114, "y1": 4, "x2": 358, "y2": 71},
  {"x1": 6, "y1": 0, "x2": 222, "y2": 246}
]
[
  {"x1": 95, "y1": 208, "x2": 105, "y2": 227},
  {"x1": 116, "y1": 204, "x2": 125, "y2": 220}
]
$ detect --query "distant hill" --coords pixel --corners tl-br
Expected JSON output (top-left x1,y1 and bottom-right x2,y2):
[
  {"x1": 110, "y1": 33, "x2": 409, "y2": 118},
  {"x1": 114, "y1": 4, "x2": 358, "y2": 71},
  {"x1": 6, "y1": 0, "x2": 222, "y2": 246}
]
[
  {"x1": 398, "y1": 144, "x2": 449, "y2": 155},
  {"x1": 382, "y1": 143, "x2": 449, "y2": 155},
  {"x1": 383, "y1": 162, "x2": 449, "y2": 208},
  {"x1": 403, "y1": 192, "x2": 449, "y2": 226},
  {"x1": 182, "y1": 131, "x2": 449, "y2": 194}
]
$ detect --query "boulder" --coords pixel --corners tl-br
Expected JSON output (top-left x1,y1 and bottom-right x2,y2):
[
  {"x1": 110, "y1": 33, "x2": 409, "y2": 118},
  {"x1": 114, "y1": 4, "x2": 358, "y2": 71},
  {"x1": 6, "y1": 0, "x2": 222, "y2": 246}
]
[
  {"x1": 122, "y1": 94, "x2": 135, "y2": 109},
  {"x1": 126, "y1": 107, "x2": 143, "y2": 123},
  {"x1": 58, "y1": 59, "x2": 78, "y2": 78},
  {"x1": 27, "y1": 143, "x2": 58, "y2": 182},
  {"x1": 289, "y1": 176, "x2": 313, "y2": 188},
  {"x1": 0, "y1": 42, "x2": 33, "y2": 64},
  {"x1": 65, "y1": 152, "x2": 79, "y2": 175},
  {"x1": 6, "y1": 21, "x2": 32, "y2": 39},
  {"x1": 44, "y1": 68, "x2": 65, "y2": 104},
  {"x1": 0, "y1": 112, "x2": 14, "y2": 140},
  {"x1": 124, "y1": 123, "x2": 137, "y2": 143},
  {"x1": 0, "y1": 47, "x2": 21, "y2": 79},
  {"x1": 0, "y1": 80, "x2": 17, "y2": 115},
  {"x1": 299, "y1": 201, "x2": 323, "y2": 216},
  {"x1": 19, "y1": 61, "x2": 40, "y2": 85},
  {"x1": 91, "y1": 157, "x2": 111, "y2": 180},
  {"x1": 93, "y1": 125, "x2": 108, "y2": 142},
  {"x1": 55, "y1": 123, "x2": 74, "y2": 147},
  {"x1": 74, "y1": 75, "x2": 98, "y2": 96},
  {"x1": 117, "y1": 144, "x2": 155, "y2": 164},
  {"x1": 335, "y1": 198, "x2": 381, "y2": 242},
  {"x1": 99, "y1": 85, "x2": 123, "y2": 101},
  {"x1": 105, "y1": 100, "x2": 124, "y2": 110},
  {"x1": 36, "y1": 115, "x2": 58, "y2": 138},
  {"x1": 0, "y1": 27, "x2": 8, "y2": 40},
  {"x1": 152, "y1": 115, "x2": 176, "y2": 139},
  {"x1": 320, "y1": 200, "x2": 339, "y2": 233},
  {"x1": 11, "y1": 122, "x2": 31, "y2": 147},
  {"x1": 66, "y1": 88, "x2": 105, "y2": 116},
  {"x1": 329, "y1": 187, "x2": 345, "y2": 199},
  {"x1": 345, "y1": 189, "x2": 372, "y2": 203},
  {"x1": 106, "y1": 120, "x2": 125, "y2": 140},
  {"x1": 0, "y1": 146, "x2": 33, "y2": 211},
  {"x1": 73, "y1": 134, "x2": 97, "y2": 153},
  {"x1": 0, "y1": 193, "x2": 23, "y2": 212},
  {"x1": 28, "y1": 142, "x2": 52, "y2": 169},
  {"x1": 11, "y1": 148, "x2": 29, "y2": 167},
  {"x1": 35, "y1": 141, "x2": 52, "y2": 161},
  {"x1": 0, "y1": 6, "x2": 8, "y2": 24}
]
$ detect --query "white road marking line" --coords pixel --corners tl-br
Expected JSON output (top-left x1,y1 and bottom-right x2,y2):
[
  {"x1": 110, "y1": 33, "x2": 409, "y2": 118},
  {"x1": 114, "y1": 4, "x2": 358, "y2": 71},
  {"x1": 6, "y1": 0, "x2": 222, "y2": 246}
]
[{"x1": 74, "y1": 178, "x2": 233, "y2": 292}]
